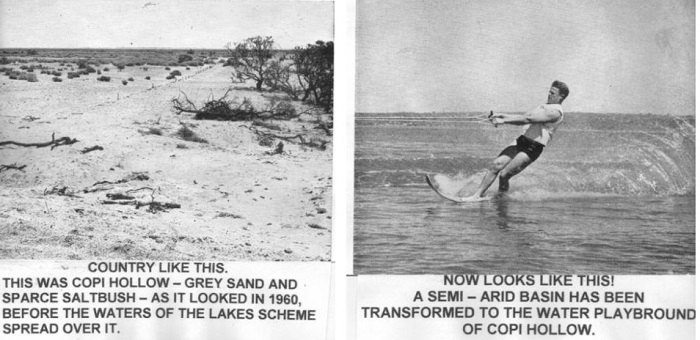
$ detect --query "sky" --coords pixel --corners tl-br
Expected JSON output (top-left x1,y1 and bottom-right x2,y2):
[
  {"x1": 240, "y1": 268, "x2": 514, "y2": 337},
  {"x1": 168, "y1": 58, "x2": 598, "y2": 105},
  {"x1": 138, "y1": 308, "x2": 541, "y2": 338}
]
[
  {"x1": 0, "y1": 0, "x2": 333, "y2": 49},
  {"x1": 356, "y1": 0, "x2": 695, "y2": 114}
]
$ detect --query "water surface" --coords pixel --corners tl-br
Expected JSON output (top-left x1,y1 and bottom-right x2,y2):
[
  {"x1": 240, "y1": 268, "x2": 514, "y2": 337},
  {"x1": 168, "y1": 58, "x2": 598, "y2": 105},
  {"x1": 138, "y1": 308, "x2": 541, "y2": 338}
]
[{"x1": 354, "y1": 112, "x2": 695, "y2": 274}]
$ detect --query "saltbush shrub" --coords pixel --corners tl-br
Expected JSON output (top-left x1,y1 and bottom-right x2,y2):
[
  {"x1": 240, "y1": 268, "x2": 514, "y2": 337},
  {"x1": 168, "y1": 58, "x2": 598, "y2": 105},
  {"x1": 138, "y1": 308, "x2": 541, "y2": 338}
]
[
  {"x1": 176, "y1": 125, "x2": 208, "y2": 143},
  {"x1": 122, "y1": 80, "x2": 128, "y2": 85},
  {"x1": 97, "y1": 75, "x2": 111, "y2": 82},
  {"x1": 52, "y1": 77, "x2": 63, "y2": 82},
  {"x1": 178, "y1": 54, "x2": 194, "y2": 63}
]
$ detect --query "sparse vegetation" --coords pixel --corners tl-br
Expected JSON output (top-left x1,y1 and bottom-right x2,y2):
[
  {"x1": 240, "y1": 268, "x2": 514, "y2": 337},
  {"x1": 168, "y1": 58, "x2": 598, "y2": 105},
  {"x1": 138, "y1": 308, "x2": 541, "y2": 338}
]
[
  {"x1": 52, "y1": 77, "x2": 63, "y2": 82},
  {"x1": 266, "y1": 41, "x2": 333, "y2": 111},
  {"x1": 147, "y1": 127, "x2": 163, "y2": 135},
  {"x1": 172, "y1": 88, "x2": 300, "y2": 121},
  {"x1": 175, "y1": 125, "x2": 208, "y2": 143},
  {"x1": 0, "y1": 48, "x2": 230, "y2": 67},
  {"x1": 97, "y1": 75, "x2": 111, "y2": 82},
  {"x1": 122, "y1": 80, "x2": 128, "y2": 85},
  {"x1": 178, "y1": 54, "x2": 193, "y2": 63},
  {"x1": 225, "y1": 36, "x2": 275, "y2": 91}
]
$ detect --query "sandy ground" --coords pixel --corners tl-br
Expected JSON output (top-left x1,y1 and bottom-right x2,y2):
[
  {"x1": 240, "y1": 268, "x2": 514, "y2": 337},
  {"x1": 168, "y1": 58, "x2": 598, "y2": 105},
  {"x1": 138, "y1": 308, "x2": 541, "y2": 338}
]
[{"x1": 0, "y1": 63, "x2": 332, "y2": 261}]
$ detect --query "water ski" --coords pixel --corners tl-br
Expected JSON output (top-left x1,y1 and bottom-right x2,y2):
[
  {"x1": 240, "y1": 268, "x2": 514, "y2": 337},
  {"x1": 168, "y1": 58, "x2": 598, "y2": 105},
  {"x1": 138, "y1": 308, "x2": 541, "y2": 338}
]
[{"x1": 425, "y1": 174, "x2": 491, "y2": 203}]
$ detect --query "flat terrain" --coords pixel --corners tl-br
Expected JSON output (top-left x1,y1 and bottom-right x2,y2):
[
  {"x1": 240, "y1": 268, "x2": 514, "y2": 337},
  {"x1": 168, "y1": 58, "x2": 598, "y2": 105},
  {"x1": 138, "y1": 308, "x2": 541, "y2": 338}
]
[{"x1": 0, "y1": 61, "x2": 332, "y2": 261}]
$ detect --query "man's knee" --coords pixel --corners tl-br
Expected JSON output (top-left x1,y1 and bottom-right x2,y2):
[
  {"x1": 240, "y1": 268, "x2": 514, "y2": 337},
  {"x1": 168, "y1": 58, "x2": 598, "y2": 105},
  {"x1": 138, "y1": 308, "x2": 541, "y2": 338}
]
[
  {"x1": 488, "y1": 159, "x2": 509, "y2": 174},
  {"x1": 499, "y1": 160, "x2": 530, "y2": 180},
  {"x1": 499, "y1": 169, "x2": 515, "y2": 180}
]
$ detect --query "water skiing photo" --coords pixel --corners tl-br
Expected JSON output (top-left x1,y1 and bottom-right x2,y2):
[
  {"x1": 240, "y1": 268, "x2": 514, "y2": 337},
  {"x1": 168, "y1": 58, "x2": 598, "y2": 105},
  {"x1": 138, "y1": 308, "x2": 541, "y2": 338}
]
[{"x1": 354, "y1": 0, "x2": 694, "y2": 274}]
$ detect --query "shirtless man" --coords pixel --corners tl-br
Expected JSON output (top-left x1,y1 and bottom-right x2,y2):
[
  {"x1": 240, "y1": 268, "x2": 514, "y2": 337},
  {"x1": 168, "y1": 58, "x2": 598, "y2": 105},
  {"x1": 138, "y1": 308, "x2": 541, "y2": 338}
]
[{"x1": 463, "y1": 80, "x2": 569, "y2": 201}]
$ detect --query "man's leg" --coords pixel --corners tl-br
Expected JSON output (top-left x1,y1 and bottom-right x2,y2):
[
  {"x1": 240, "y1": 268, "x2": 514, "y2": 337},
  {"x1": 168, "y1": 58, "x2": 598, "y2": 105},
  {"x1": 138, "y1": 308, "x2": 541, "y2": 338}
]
[
  {"x1": 463, "y1": 146, "x2": 518, "y2": 199},
  {"x1": 497, "y1": 152, "x2": 534, "y2": 193}
]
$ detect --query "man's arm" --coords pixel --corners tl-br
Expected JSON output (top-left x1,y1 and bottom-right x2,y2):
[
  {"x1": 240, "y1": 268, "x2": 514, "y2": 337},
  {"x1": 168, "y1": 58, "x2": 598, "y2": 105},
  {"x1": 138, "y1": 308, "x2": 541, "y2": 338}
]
[{"x1": 490, "y1": 106, "x2": 561, "y2": 126}]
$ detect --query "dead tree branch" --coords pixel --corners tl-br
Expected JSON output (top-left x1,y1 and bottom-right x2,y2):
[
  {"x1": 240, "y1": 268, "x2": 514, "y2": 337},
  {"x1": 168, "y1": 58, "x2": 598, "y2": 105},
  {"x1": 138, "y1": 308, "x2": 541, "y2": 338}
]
[
  {"x1": 44, "y1": 186, "x2": 82, "y2": 198},
  {"x1": 81, "y1": 145, "x2": 104, "y2": 154},
  {"x1": 247, "y1": 126, "x2": 329, "y2": 151},
  {"x1": 0, "y1": 164, "x2": 27, "y2": 173},
  {"x1": 0, "y1": 133, "x2": 78, "y2": 150}
]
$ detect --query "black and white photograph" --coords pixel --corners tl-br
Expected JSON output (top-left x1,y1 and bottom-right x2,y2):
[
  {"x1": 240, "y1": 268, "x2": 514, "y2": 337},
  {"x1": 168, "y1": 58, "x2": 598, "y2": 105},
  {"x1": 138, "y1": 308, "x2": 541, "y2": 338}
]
[
  {"x1": 0, "y1": 0, "x2": 334, "y2": 262},
  {"x1": 354, "y1": 0, "x2": 695, "y2": 275}
]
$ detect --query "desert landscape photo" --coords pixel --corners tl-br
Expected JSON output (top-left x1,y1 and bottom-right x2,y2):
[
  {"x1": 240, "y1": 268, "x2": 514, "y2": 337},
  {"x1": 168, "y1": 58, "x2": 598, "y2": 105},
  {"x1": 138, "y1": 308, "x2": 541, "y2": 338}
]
[{"x1": 0, "y1": 1, "x2": 334, "y2": 261}]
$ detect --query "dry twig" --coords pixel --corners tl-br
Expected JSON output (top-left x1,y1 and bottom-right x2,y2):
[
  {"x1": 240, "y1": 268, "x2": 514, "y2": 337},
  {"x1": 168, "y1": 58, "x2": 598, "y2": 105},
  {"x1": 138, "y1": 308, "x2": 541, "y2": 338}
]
[{"x1": 0, "y1": 133, "x2": 78, "y2": 150}]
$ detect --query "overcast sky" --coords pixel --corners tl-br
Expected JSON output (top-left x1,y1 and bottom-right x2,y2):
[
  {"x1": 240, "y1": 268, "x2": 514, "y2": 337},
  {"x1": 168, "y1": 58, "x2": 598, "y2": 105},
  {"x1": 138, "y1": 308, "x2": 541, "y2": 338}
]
[
  {"x1": 0, "y1": 0, "x2": 333, "y2": 49},
  {"x1": 357, "y1": 0, "x2": 695, "y2": 114}
]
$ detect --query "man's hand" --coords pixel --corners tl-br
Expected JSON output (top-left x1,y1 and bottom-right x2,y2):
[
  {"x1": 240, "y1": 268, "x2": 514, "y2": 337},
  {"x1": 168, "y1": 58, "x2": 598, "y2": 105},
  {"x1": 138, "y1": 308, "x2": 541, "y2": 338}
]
[{"x1": 488, "y1": 111, "x2": 505, "y2": 127}]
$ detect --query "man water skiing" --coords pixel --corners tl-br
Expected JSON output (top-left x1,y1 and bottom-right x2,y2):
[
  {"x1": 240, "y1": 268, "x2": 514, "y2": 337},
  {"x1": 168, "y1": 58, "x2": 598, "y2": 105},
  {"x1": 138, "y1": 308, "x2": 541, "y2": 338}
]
[{"x1": 462, "y1": 80, "x2": 569, "y2": 201}]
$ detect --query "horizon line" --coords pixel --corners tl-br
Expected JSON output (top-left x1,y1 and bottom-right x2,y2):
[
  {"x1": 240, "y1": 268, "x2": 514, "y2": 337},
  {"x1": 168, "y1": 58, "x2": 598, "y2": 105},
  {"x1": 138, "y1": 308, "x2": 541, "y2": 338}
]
[{"x1": 355, "y1": 111, "x2": 694, "y2": 116}]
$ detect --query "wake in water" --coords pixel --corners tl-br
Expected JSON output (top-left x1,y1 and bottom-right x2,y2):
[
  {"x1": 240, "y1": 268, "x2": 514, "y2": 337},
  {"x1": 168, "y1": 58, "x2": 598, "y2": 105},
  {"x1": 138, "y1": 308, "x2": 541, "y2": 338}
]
[{"x1": 356, "y1": 113, "x2": 695, "y2": 198}]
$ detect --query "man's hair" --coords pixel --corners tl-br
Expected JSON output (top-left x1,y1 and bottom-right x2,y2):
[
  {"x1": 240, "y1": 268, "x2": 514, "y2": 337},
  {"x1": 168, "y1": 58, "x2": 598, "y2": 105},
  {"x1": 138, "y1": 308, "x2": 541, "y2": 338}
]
[{"x1": 552, "y1": 80, "x2": 569, "y2": 101}]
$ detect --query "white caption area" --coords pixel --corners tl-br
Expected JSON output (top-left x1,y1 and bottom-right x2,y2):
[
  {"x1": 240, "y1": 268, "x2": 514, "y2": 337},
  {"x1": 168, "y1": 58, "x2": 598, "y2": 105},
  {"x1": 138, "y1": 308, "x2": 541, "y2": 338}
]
[
  {"x1": 354, "y1": 275, "x2": 695, "y2": 340},
  {"x1": 0, "y1": 261, "x2": 331, "y2": 340}
]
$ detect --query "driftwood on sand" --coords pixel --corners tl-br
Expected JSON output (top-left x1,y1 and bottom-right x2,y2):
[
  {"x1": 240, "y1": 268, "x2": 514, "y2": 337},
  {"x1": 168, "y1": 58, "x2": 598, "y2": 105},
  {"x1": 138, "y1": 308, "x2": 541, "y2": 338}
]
[
  {"x1": 0, "y1": 164, "x2": 27, "y2": 173},
  {"x1": 81, "y1": 145, "x2": 104, "y2": 154},
  {"x1": 247, "y1": 126, "x2": 329, "y2": 151},
  {"x1": 100, "y1": 187, "x2": 179, "y2": 213},
  {"x1": 0, "y1": 133, "x2": 78, "y2": 150},
  {"x1": 101, "y1": 200, "x2": 181, "y2": 213}
]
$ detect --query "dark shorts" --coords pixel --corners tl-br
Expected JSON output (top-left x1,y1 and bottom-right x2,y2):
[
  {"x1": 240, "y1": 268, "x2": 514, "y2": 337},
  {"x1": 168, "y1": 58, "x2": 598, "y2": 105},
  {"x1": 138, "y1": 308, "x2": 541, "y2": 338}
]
[{"x1": 498, "y1": 135, "x2": 545, "y2": 161}]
